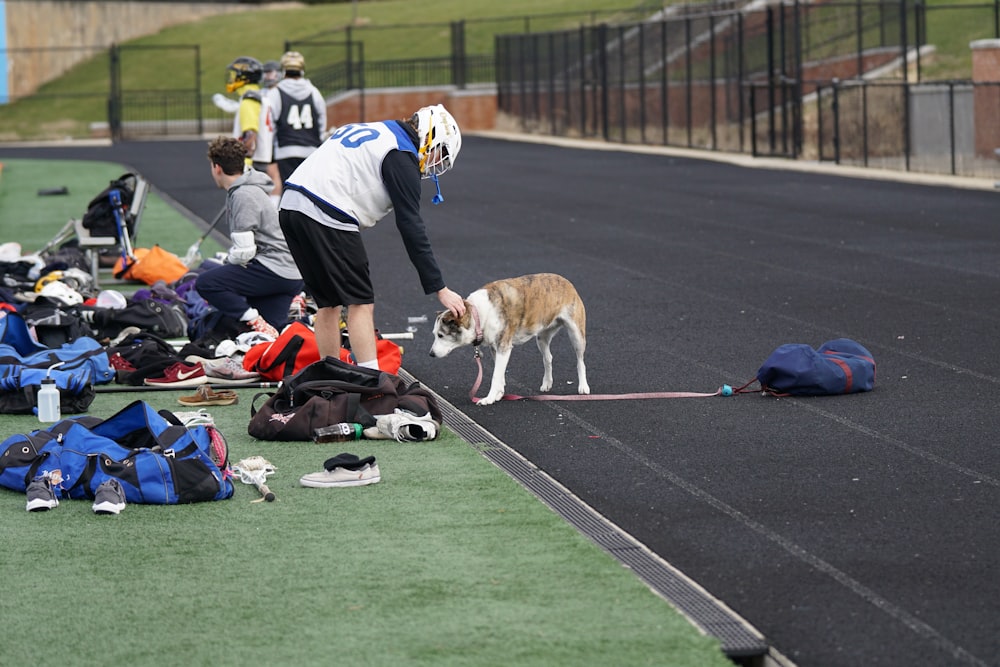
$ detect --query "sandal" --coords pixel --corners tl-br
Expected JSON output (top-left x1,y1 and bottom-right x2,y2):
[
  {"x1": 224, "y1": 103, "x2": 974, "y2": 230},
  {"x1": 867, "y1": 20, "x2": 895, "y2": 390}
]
[{"x1": 177, "y1": 385, "x2": 239, "y2": 407}]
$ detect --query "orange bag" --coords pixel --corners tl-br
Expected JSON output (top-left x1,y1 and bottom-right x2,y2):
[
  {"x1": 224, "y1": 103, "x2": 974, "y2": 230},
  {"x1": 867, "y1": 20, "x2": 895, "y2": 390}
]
[{"x1": 114, "y1": 245, "x2": 188, "y2": 285}]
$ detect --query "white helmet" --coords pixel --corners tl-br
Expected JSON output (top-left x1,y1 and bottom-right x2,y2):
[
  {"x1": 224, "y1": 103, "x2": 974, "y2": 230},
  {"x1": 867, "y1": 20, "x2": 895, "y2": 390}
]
[
  {"x1": 414, "y1": 104, "x2": 461, "y2": 179},
  {"x1": 39, "y1": 280, "x2": 83, "y2": 307}
]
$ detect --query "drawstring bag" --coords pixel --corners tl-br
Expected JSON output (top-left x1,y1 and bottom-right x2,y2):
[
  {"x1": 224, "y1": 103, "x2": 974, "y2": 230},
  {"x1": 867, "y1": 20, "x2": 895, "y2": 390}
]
[{"x1": 753, "y1": 338, "x2": 876, "y2": 396}]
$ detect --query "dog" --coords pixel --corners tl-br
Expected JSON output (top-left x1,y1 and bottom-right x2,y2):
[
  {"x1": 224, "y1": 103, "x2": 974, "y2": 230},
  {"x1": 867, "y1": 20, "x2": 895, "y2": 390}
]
[{"x1": 429, "y1": 273, "x2": 590, "y2": 406}]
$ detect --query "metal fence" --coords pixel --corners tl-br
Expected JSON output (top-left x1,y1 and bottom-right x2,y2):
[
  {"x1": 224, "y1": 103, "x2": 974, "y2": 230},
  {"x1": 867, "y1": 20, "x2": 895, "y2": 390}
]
[
  {"x1": 4, "y1": 2, "x2": 1000, "y2": 180},
  {"x1": 496, "y1": 1, "x2": 1000, "y2": 179}
]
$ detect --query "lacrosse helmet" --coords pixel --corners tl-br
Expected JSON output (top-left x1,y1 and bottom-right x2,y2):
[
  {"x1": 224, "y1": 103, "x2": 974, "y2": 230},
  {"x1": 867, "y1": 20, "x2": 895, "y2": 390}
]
[
  {"x1": 39, "y1": 280, "x2": 83, "y2": 307},
  {"x1": 414, "y1": 104, "x2": 462, "y2": 179},
  {"x1": 261, "y1": 60, "x2": 282, "y2": 88},
  {"x1": 34, "y1": 271, "x2": 64, "y2": 293},
  {"x1": 59, "y1": 267, "x2": 94, "y2": 294},
  {"x1": 225, "y1": 56, "x2": 263, "y2": 93},
  {"x1": 280, "y1": 50, "x2": 305, "y2": 74}
]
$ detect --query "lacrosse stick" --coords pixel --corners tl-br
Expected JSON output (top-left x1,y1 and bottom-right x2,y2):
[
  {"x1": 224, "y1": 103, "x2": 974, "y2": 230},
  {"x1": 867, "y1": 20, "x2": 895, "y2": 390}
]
[
  {"x1": 232, "y1": 456, "x2": 276, "y2": 503},
  {"x1": 183, "y1": 205, "x2": 227, "y2": 267}
]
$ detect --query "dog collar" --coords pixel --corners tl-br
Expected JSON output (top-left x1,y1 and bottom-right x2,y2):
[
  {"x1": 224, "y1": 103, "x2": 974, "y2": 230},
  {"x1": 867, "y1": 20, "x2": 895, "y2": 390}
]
[{"x1": 470, "y1": 304, "x2": 484, "y2": 347}]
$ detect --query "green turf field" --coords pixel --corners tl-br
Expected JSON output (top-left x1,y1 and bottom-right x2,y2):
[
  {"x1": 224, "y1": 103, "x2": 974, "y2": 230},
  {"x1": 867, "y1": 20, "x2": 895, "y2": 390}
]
[{"x1": 0, "y1": 159, "x2": 731, "y2": 667}]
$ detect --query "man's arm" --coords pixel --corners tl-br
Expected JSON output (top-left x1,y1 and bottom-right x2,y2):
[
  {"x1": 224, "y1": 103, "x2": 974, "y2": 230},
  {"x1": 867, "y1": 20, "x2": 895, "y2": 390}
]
[{"x1": 382, "y1": 149, "x2": 444, "y2": 295}]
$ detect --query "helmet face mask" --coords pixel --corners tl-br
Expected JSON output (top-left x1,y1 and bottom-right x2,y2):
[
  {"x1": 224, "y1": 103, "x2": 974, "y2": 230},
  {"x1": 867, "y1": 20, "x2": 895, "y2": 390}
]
[
  {"x1": 414, "y1": 104, "x2": 461, "y2": 179},
  {"x1": 225, "y1": 56, "x2": 263, "y2": 93},
  {"x1": 261, "y1": 60, "x2": 282, "y2": 88}
]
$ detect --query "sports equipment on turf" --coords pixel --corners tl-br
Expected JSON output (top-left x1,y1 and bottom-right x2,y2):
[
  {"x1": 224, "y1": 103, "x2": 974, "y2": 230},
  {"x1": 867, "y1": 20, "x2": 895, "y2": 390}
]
[
  {"x1": 183, "y1": 205, "x2": 226, "y2": 267},
  {"x1": 232, "y1": 456, "x2": 276, "y2": 502}
]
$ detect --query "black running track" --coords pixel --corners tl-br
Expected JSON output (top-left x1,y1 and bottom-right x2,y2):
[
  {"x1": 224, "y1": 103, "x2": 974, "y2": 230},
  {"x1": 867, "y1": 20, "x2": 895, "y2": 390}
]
[{"x1": 4, "y1": 137, "x2": 999, "y2": 667}]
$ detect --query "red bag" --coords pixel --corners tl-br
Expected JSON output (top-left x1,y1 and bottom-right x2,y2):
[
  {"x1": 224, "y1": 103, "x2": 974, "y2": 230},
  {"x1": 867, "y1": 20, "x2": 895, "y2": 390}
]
[
  {"x1": 244, "y1": 323, "x2": 403, "y2": 380},
  {"x1": 243, "y1": 322, "x2": 320, "y2": 381},
  {"x1": 339, "y1": 338, "x2": 402, "y2": 375}
]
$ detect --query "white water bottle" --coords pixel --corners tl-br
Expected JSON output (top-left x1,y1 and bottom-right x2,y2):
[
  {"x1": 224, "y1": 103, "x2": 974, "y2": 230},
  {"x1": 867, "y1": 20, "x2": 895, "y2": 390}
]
[
  {"x1": 37, "y1": 361, "x2": 65, "y2": 423},
  {"x1": 37, "y1": 378, "x2": 60, "y2": 423}
]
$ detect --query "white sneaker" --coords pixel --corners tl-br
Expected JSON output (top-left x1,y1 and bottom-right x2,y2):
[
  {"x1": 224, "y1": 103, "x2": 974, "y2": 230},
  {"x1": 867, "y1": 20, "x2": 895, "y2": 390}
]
[
  {"x1": 299, "y1": 463, "x2": 381, "y2": 488},
  {"x1": 363, "y1": 409, "x2": 439, "y2": 442}
]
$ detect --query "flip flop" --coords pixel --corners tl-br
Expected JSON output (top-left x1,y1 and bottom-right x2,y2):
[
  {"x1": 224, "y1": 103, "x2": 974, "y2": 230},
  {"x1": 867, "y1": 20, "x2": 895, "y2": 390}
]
[{"x1": 177, "y1": 385, "x2": 239, "y2": 407}]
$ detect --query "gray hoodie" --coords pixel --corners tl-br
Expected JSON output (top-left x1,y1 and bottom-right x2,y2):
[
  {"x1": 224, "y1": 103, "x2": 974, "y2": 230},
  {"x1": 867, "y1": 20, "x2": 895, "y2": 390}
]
[{"x1": 227, "y1": 168, "x2": 301, "y2": 280}]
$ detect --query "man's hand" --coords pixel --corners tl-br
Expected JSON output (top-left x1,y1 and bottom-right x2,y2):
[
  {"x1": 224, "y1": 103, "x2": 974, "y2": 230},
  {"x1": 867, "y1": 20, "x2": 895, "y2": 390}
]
[{"x1": 437, "y1": 287, "x2": 466, "y2": 317}]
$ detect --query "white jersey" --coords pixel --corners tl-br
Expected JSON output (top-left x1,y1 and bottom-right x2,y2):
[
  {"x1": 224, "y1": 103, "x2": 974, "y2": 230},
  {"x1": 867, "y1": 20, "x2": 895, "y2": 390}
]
[{"x1": 280, "y1": 120, "x2": 416, "y2": 231}]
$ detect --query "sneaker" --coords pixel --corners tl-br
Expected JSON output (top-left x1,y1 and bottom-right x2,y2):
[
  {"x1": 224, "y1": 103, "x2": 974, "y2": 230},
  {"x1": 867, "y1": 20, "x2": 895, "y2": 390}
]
[
  {"x1": 172, "y1": 408, "x2": 216, "y2": 425},
  {"x1": 246, "y1": 315, "x2": 279, "y2": 339},
  {"x1": 299, "y1": 463, "x2": 381, "y2": 488},
  {"x1": 144, "y1": 361, "x2": 207, "y2": 388},
  {"x1": 109, "y1": 352, "x2": 137, "y2": 382},
  {"x1": 26, "y1": 475, "x2": 59, "y2": 512},
  {"x1": 203, "y1": 357, "x2": 261, "y2": 385},
  {"x1": 92, "y1": 479, "x2": 126, "y2": 515},
  {"x1": 363, "y1": 409, "x2": 439, "y2": 442}
]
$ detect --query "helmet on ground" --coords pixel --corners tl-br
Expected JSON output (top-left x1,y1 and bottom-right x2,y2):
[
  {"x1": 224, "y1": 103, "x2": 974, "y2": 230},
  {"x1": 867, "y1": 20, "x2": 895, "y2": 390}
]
[
  {"x1": 59, "y1": 267, "x2": 93, "y2": 293},
  {"x1": 225, "y1": 56, "x2": 262, "y2": 93},
  {"x1": 280, "y1": 51, "x2": 305, "y2": 74},
  {"x1": 413, "y1": 104, "x2": 462, "y2": 179},
  {"x1": 39, "y1": 280, "x2": 83, "y2": 307},
  {"x1": 262, "y1": 60, "x2": 282, "y2": 87},
  {"x1": 96, "y1": 289, "x2": 128, "y2": 310},
  {"x1": 34, "y1": 270, "x2": 64, "y2": 292}
]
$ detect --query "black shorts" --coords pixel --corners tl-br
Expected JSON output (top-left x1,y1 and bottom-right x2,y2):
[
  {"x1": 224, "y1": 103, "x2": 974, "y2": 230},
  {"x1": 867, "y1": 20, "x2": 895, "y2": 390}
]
[{"x1": 279, "y1": 209, "x2": 373, "y2": 308}]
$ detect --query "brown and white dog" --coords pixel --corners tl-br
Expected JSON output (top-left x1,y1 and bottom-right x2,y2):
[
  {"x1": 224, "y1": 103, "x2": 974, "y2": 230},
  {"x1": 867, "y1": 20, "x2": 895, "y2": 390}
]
[{"x1": 429, "y1": 273, "x2": 590, "y2": 405}]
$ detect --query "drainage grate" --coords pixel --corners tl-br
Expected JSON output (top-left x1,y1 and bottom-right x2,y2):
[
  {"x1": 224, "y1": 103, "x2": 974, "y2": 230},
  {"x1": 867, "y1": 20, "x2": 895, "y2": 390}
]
[{"x1": 401, "y1": 370, "x2": 772, "y2": 661}]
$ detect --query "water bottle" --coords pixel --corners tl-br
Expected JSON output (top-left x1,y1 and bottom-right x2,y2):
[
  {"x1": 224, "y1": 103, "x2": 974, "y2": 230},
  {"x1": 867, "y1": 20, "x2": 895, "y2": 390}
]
[
  {"x1": 313, "y1": 423, "x2": 363, "y2": 443},
  {"x1": 37, "y1": 378, "x2": 61, "y2": 423}
]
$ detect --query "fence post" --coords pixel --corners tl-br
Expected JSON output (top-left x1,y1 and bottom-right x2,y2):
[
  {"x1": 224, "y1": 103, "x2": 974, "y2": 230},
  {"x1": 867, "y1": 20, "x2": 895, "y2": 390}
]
[
  {"x1": 451, "y1": 20, "x2": 466, "y2": 89},
  {"x1": 832, "y1": 79, "x2": 841, "y2": 164},
  {"x1": 195, "y1": 45, "x2": 203, "y2": 137},
  {"x1": 108, "y1": 43, "x2": 121, "y2": 142}
]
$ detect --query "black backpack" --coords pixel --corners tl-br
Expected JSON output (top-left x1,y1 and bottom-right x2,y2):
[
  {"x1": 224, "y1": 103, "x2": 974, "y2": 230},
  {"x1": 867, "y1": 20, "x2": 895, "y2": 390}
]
[
  {"x1": 20, "y1": 304, "x2": 96, "y2": 347},
  {"x1": 89, "y1": 299, "x2": 188, "y2": 340},
  {"x1": 81, "y1": 173, "x2": 137, "y2": 237}
]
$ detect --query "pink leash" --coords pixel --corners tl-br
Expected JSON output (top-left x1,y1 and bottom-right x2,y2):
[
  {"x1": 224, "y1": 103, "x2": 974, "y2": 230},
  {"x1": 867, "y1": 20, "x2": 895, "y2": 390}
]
[
  {"x1": 468, "y1": 348, "x2": 746, "y2": 403},
  {"x1": 463, "y1": 304, "x2": 752, "y2": 403}
]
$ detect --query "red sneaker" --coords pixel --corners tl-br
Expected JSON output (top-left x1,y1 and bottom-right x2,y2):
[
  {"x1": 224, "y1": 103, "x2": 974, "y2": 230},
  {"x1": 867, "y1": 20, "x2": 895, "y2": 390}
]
[{"x1": 144, "y1": 361, "x2": 207, "y2": 388}]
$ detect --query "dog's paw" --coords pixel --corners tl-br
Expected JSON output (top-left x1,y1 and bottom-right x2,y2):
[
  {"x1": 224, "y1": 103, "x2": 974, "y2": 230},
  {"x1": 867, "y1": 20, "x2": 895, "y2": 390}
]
[
  {"x1": 539, "y1": 380, "x2": 553, "y2": 393},
  {"x1": 477, "y1": 394, "x2": 499, "y2": 406},
  {"x1": 578, "y1": 382, "x2": 591, "y2": 395}
]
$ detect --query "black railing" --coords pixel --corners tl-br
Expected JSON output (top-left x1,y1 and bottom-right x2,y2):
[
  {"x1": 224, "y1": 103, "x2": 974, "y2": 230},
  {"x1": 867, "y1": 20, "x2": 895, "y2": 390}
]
[{"x1": 496, "y1": 1, "x2": 1000, "y2": 179}]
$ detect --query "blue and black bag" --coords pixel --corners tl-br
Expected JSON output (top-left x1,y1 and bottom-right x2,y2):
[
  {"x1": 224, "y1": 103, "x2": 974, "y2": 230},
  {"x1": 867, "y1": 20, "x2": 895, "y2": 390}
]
[
  {"x1": 0, "y1": 312, "x2": 113, "y2": 414},
  {"x1": 754, "y1": 338, "x2": 876, "y2": 396},
  {"x1": 0, "y1": 401, "x2": 233, "y2": 504}
]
